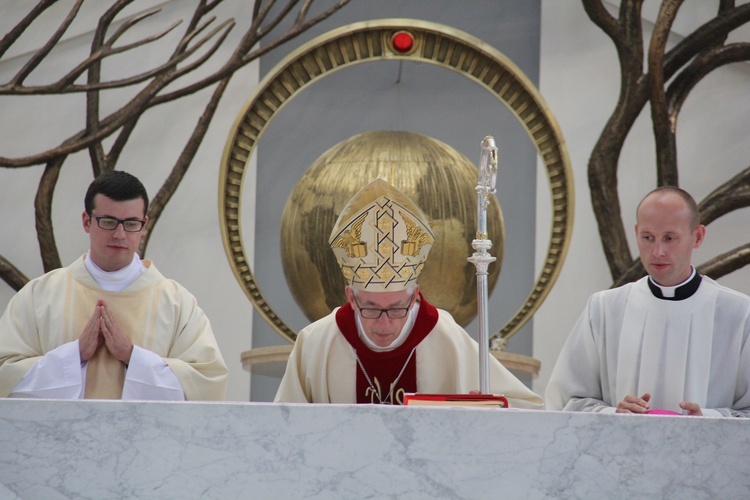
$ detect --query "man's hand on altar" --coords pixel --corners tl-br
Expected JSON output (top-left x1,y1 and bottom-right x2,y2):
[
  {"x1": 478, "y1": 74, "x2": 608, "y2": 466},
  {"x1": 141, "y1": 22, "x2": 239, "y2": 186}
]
[
  {"x1": 679, "y1": 401, "x2": 703, "y2": 416},
  {"x1": 98, "y1": 299, "x2": 134, "y2": 365},
  {"x1": 616, "y1": 392, "x2": 651, "y2": 414}
]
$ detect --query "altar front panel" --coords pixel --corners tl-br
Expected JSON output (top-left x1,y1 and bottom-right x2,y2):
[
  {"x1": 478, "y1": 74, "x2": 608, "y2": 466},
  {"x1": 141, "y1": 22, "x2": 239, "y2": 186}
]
[{"x1": 0, "y1": 400, "x2": 747, "y2": 498}]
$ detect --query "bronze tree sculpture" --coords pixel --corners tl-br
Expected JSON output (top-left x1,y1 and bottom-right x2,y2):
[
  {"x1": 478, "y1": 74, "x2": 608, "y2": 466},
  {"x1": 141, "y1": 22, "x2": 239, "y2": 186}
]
[
  {"x1": 0, "y1": 0, "x2": 349, "y2": 291},
  {"x1": 583, "y1": 0, "x2": 750, "y2": 286}
]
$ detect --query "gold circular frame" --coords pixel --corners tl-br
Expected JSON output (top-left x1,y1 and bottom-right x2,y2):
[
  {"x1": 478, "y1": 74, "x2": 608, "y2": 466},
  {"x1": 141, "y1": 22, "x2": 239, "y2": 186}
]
[{"x1": 219, "y1": 18, "x2": 574, "y2": 345}]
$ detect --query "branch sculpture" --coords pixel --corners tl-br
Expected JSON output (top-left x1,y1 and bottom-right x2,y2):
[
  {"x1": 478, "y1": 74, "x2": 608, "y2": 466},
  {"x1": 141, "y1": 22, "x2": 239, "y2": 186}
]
[
  {"x1": 0, "y1": 0, "x2": 350, "y2": 290},
  {"x1": 584, "y1": 0, "x2": 750, "y2": 286}
]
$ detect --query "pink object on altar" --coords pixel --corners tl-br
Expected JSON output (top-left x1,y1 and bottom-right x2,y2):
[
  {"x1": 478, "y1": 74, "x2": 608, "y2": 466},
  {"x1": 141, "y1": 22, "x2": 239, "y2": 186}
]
[{"x1": 647, "y1": 409, "x2": 682, "y2": 415}]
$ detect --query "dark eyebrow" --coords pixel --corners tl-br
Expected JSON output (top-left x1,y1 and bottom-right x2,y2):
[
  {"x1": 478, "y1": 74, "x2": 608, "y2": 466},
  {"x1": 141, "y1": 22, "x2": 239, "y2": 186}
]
[{"x1": 96, "y1": 214, "x2": 144, "y2": 221}]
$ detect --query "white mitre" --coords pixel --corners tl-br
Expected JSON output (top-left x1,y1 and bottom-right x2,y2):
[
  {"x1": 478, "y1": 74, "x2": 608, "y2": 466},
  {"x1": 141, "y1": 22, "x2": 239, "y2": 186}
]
[{"x1": 328, "y1": 178, "x2": 434, "y2": 292}]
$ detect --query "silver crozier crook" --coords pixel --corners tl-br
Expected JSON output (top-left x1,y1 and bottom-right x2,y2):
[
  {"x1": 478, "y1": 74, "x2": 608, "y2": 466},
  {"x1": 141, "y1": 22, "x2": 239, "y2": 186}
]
[{"x1": 468, "y1": 136, "x2": 498, "y2": 394}]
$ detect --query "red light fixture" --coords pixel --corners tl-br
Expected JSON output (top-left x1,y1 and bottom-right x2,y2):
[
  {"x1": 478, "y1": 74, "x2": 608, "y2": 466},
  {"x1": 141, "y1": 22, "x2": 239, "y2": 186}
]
[{"x1": 391, "y1": 31, "x2": 415, "y2": 54}]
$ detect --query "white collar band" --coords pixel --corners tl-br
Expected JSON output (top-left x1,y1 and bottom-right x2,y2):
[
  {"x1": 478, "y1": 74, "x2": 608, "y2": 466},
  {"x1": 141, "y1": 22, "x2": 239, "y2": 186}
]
[{"x1": 84, "y1": 252, "x2": 146, "y2": 292}]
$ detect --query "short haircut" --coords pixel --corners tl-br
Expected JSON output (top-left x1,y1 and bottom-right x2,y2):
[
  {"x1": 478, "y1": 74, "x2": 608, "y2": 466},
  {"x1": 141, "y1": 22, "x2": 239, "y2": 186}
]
[
  {"x1": 84, "y1": 171, "x2": 149, "y2": 216},
  {"x1": 637, "y1": 186, "x2": 700, "y2": 229}
]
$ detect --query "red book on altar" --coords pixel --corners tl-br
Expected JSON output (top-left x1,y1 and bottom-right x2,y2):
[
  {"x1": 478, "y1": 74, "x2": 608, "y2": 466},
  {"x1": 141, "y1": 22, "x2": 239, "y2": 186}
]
[{"x1": 403, "y1": 393, "x2": 509, "y2": 408}]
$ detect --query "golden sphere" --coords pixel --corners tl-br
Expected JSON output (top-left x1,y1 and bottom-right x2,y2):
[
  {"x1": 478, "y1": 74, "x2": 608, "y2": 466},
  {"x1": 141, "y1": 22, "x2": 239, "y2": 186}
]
[{"x1": 280, "y1": 130, "x2": 503, "y2": 326}]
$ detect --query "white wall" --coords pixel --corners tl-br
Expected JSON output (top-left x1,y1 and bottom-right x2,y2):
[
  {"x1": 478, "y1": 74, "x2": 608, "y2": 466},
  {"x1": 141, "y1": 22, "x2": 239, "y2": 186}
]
[
  {"x1": 535, "y1": 0, "x2": 750, "y2": 395},
  {"x1": 0, "y1": 0, "x2": 258, "y2": 401}
]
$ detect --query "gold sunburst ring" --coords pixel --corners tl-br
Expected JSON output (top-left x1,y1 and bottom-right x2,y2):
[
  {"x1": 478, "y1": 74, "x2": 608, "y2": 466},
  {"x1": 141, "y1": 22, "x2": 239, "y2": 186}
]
[{"x1": 219, "y1": 18, "x2": 574, "y2": 344}]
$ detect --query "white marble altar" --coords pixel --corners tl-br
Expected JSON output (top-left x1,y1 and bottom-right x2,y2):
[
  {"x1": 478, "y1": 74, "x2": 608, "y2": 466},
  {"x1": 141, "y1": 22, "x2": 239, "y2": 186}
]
[{"x1": 0, "y1": 399, "x2": 748, "y2": 499}]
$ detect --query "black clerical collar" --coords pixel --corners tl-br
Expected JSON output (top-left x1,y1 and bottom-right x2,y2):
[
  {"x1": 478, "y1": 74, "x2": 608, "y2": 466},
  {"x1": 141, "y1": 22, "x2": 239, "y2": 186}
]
[{"x1": 647, "y1": 270, "x2": 702, "y2": 301}]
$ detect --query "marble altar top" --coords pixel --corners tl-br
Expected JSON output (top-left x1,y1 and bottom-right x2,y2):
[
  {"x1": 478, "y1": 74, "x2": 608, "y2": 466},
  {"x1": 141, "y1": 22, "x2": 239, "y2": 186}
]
[{"x1": 0, "y1": 399, "x2": 748, "y2": 499}]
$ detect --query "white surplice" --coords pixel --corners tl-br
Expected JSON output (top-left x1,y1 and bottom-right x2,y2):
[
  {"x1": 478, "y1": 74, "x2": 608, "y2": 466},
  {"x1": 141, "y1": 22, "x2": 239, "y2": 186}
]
[{"x1": 546, "y1": 276, "x2": 750, "y2": 417}]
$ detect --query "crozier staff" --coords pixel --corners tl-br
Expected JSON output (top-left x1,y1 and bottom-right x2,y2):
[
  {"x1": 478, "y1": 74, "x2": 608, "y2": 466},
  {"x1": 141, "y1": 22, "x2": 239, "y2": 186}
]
[
  {"x1": 0, "y1": 171, "x2": 227, "y2": 400},
  {"x1": 275, "y1": 178, "x2": 542, "y2": 407}
]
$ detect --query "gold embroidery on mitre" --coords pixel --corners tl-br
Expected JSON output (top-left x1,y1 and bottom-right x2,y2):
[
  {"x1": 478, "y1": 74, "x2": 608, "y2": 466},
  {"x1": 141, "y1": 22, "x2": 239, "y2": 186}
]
[
  {"x1": 399, "y1": 267, "x2": 414, "y2": 280},
  {"x1": 379, "y1": 267, "x2": 394, "y2": 280},
  {"x1": 330, "y1": 211, "x2": 368, "y2": 258},
  {"x1": 356, "y1": 268, "x2": 371, "y2": 279},
  {"x1": 377, "y1": 216, "x2": 393, "y2": 230},
  {"x1": 400, "y1": 210, "x2": 432, "y2": 257},
  {"x1": 329, "y1": 179, "x2": 434, "y2": 292}
]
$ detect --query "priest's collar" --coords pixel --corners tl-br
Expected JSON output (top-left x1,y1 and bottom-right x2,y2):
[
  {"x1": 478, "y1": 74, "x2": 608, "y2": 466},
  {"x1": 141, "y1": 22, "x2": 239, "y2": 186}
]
[
  {"x1": 647, "y1": 267, "x2": 702, "y2": 301},
  {"x1": 84, "y1": 252, "x2": 146, "y2": 292}
]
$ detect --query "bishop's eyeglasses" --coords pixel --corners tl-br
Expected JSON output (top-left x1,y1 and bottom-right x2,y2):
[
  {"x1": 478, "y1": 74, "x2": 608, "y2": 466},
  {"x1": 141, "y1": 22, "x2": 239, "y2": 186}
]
[
  {"x1": 353, "y1": 294, "x2": 414, "y2": 320},
  {"x1": 91, "y1": 215, "x2": 146, "y2": 232}
]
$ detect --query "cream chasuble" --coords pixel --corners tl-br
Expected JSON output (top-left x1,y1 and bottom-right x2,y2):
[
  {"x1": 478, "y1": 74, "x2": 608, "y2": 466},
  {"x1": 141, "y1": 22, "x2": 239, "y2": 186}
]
[
  {"x1": 0, "y1": 255, "x2": 227, "y2": 400},
  {"x1": 275, "y1": 298, "x2": 543, "y2": 408},
  {"x1": 76, "y1": 281, "x2": 158, "y2": 399}
]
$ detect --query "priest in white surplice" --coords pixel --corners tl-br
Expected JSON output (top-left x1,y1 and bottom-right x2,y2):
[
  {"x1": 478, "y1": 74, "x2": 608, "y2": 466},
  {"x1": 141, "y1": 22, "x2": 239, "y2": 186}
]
[
  {"x1": 0, "y1": 171, "x2": 227, "y2": 400},
  {"x1": 275, "y1": 179, "x2": 542, "y2": 408},
  {"x1": 546, "y1": 186, "x2": 750, "y2": 417}
]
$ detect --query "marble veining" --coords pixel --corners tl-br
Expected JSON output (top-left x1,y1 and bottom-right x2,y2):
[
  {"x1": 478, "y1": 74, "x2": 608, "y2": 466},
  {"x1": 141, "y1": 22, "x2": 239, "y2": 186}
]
[{"x1": 0, "y1": 400, "x2": 748, "y2": 499}]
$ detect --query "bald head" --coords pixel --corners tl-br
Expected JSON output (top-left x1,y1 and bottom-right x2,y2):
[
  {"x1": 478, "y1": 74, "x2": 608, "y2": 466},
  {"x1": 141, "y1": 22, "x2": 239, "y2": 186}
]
[
  {"x1": 635, "y1": 187, "x2": 705, "y2": 286},
  {"x1": 636, "y1": 186, "x2": 700, "y2": 230}
]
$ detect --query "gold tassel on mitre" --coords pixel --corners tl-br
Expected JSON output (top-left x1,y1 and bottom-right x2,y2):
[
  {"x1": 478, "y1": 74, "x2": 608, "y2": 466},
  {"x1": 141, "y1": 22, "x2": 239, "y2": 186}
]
[{"x1": 329, "y1": 179, "x2": 434, "y2": 292}]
